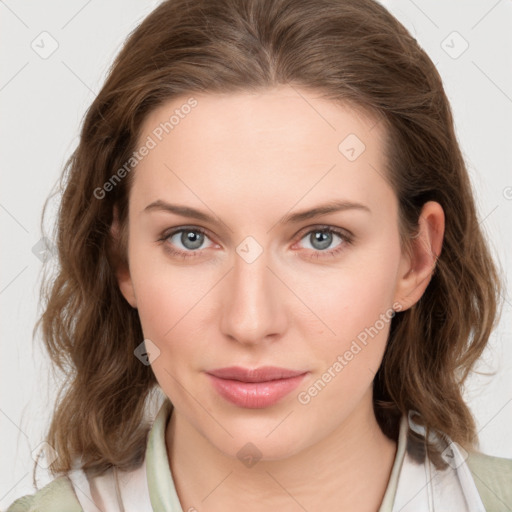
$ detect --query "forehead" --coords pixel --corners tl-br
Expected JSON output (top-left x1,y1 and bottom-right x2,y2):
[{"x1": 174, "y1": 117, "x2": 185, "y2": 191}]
[
  {"x1": 131, "y1": 86, "x2": 393, "y2": 218},
  {"x1": 139, "y1": 86, "x2": 383, "y2": 157}
]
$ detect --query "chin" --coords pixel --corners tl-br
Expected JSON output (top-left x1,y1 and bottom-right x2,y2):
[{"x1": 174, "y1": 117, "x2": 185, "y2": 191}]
[
  {"x1": 220, "y1": 434, "x2": 307, "y2": 464},
  {"x1": 204, "y1": 412, "x2": 313, "y2": 461}
]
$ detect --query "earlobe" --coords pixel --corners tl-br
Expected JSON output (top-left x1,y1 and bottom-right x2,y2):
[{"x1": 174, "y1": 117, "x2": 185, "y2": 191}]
[
  {"x1": 117, "y1": 265, "x2": 138, "y2": 309},
  {"x1": 393, "y1": 201, "x2": 445, "y2": 311},
  {"x1": 110, "y1": 207, "x2": 137, "y2": 309}
]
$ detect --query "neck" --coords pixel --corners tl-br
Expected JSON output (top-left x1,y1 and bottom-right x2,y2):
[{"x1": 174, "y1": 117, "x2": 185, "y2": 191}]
[{"x1": 166, "y1": 389, "x2": 397, "y2": 512}]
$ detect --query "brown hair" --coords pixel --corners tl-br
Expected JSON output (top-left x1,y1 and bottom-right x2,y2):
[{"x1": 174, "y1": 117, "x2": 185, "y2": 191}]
[{"x1": 35, "y1": 0, "x2": 502, "y2": 483}]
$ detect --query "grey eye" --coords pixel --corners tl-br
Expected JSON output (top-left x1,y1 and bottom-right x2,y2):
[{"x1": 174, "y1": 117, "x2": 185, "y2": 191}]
[
  {"x1": 169, "y1": 229, "x2": 209, "y2": 251},
  {"x1": 300, "y1": 230, "x2": 343, "y2": 251}
]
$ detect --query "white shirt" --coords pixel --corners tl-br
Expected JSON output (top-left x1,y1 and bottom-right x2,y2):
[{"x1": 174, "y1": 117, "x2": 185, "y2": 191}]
[{"x1": 67, "y1": 399, "x2": 487, "y2": 511}]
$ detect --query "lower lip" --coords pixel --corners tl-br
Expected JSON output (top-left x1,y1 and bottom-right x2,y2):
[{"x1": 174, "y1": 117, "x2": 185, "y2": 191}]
[{"x1": 206, "y1": 373, "x2": 308, "y2": 408}]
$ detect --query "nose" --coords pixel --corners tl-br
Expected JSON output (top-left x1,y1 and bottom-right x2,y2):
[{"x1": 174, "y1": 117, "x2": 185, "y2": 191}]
[{"x1": 219, "y1": 245, "x2": 287, "y2": 347}]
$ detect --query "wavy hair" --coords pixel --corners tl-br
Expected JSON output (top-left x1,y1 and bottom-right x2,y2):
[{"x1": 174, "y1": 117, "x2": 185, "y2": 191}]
[{"x1": 34, "y1": 0, "x2": 503, "y2": 483}]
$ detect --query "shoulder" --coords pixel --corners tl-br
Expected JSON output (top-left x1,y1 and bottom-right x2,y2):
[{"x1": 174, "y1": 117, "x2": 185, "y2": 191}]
[
  {"x1": 5, "y1": 475, "x2": 82, "y2": 512},
  {"x1": 466, "y1": 450, "x2": 512, "y2": 506}
]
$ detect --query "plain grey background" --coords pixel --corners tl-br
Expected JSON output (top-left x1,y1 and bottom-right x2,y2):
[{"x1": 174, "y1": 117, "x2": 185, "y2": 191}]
[{"x1": 1, "y1": 0, "x2": 511, "y2": 507}]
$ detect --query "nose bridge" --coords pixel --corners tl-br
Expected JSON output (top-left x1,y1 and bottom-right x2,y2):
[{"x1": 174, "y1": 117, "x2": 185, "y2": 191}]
[{"x1": 220, "y1": 238, "x2": 285, "y2": 344}]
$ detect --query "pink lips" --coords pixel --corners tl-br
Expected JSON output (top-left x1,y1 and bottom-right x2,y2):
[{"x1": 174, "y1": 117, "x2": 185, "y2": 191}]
[{"x1": 206, "y1": 366, "x2": 308, "y2": 409}]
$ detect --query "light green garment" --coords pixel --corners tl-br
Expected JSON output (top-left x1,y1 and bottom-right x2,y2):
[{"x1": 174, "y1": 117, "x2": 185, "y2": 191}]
[{"x1": 6, "y1": 398, "x2": 512, "y2": 511}]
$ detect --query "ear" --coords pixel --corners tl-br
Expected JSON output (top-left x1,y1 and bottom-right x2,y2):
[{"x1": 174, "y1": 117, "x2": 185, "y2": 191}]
[
  {"x1": 393, "y1": 201, "x2": 445, "y2": 311},
  {"x1": 110, "y1": 206, "x2": 137, "y2": 308}
]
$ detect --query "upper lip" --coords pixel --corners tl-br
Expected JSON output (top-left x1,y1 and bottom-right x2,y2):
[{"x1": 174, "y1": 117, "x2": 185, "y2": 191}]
[{"x1": 206, "y1": 366, "x2": 307, "y2": 382}]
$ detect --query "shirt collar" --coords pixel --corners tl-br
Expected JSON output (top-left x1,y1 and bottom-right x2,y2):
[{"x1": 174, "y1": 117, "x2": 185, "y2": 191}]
[
  {"x1": 378, "y1": 413, "x2": 409, "y2": 511},
  {"x1": 144, "y1": 398, "x2": 484, "y2": 512},
  {"x1": 146, "y1": 397, "x2": 183, "y2": 512}
]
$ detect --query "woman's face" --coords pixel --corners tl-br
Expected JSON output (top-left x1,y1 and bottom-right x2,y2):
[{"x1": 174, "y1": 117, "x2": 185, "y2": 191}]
[{"x1": 117, "y1": 85, "x2": 418, "y2": 460}]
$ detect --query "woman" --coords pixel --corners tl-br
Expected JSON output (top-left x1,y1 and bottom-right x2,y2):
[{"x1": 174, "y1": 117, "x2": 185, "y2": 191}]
[{"x1": 7, "y1": 0, "x2": 512, "y2": 510}]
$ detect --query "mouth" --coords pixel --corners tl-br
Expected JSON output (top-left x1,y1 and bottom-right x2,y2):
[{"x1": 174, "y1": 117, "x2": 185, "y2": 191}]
[{"x1": 205, "y1": 366, "x2": 309, "y2": 409}]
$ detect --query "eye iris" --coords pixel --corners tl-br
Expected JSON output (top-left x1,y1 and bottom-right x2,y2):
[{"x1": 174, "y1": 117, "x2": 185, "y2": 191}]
[
  {"x1": 311, "y1": 231, "x2": 332, "y2": 250},
  {"x1": 182, "y1": 230, "x2": 204, "y2": 250}
]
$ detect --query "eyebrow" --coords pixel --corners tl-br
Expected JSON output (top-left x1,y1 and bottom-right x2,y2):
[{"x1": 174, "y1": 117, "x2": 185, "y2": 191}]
[{"x1": 143, "y1": 199, "x2": 371, "y2": 225}]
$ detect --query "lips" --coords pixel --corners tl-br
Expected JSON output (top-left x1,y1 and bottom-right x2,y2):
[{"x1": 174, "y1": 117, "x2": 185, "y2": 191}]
[
  {"x1": 207, "y1": 366, "x2": 306, "y2": 382},
  {"x1": 206, "y1": 366, "x2": 308, "y2": 408}
]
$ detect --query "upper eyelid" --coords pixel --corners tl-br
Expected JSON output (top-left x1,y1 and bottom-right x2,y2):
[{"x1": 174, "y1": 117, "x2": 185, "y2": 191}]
[
  {"x1": 296, "y1": 224, "x2": 353, "y2": 238},
  {"x1": 163, "y1": 224, "x2": 353, "y2": 247},
  {"x1": 163, "y1": 226, "x2": 215, "y2": 244}
]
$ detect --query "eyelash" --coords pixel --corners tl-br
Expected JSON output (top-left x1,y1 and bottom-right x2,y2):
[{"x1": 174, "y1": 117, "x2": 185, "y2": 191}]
[{"x1": 157, "y1": 225, "x2": 354, "y2": 261}]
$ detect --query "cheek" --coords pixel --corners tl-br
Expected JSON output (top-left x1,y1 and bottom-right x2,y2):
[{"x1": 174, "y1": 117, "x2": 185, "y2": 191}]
[
  {"x1": 128, "y1": 246, "x2": 216, "y2": 370},
  {"x1": 130, "y1": 223, "x2": 401, "y2": 364},
  {"x1": 132, "y1": 269, "x2": 203, "y2": 403},
  {"x1": 294, "y1": 242, "x2": 401, "y2": 409},
  {"x1": 127, "y1": 231, "x2": 197, "y2": 335},
  {"x1": 296, "y1": 269, "x2": 397, "y2": 414},
  {"x1": 133, "y1": 271, "x2": 200, "y2": 347},
  {"x1": 299, "y1": 241, "x2": 400, "y2": 350}
]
